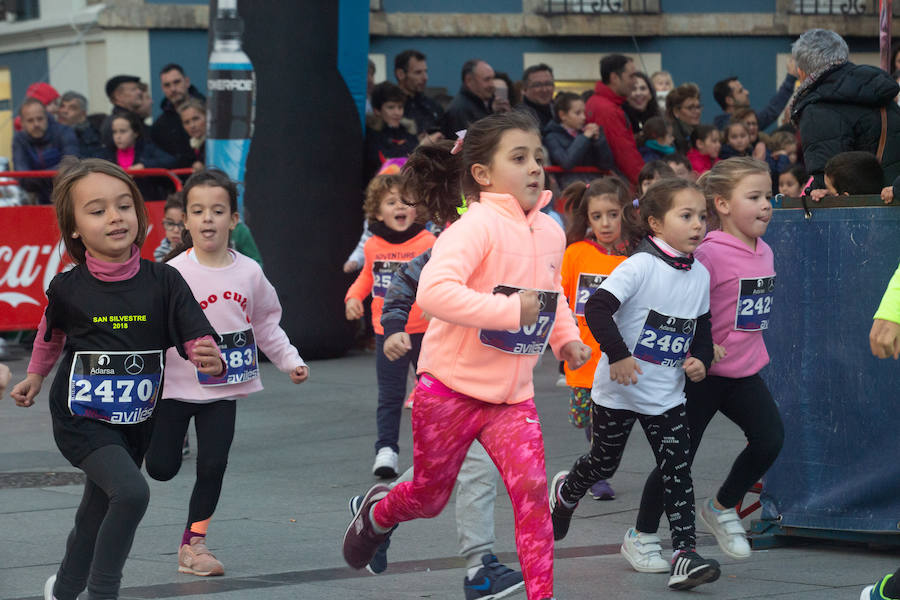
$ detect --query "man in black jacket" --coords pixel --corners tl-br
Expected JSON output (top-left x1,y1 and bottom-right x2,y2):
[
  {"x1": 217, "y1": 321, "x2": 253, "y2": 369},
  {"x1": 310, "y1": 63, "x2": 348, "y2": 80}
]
[
  {"x1": 394, "y1": 49, "x2": 444, "y2": 139},
  {"x1": 516, "y1": 64, "x2": 556, "y2": 131},
  {"x1": 57, "y1": 91, "x2": 104, "y2": 158},
  {"x1": 791, "y1": 28, "x2": 900, "y2": 189},
  {"x1": 151, "y1": 63, "x2": 206, "y2": 168},
  {"x1": 442, "y1": 59, "x2": 495, "y2": 137}
]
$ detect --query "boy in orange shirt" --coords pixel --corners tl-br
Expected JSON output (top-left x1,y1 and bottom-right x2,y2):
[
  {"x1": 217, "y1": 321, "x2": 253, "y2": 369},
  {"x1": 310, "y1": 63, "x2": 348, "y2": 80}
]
[{"x1": 346, "y1": 174, "x2": 435, "y2": 477}]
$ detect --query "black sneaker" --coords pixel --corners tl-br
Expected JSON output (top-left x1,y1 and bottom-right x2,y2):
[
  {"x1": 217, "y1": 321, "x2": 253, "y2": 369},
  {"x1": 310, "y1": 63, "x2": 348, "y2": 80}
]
[
  {"x1": 463, "y1": 553, "x2": 524, "y2": 600},
  {"x1": 667, "y1": 550, "x2": 721, "y2": 590},
  {"x1": 549, "y1": 471, "x2": 576, "y2": 541},
  {"x1": 348, "y1": 494, "x2": 394, "y2": 574}
]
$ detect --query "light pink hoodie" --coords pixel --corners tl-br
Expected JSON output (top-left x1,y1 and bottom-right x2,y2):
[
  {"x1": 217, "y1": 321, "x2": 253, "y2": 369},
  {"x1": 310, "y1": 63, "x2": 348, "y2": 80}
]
[
  {"x1": 415, "y1": 191, "x2": 581, "y2": 404},
  {"x1": 695, "y1": 230, "x2": 775, "y2": 378}
]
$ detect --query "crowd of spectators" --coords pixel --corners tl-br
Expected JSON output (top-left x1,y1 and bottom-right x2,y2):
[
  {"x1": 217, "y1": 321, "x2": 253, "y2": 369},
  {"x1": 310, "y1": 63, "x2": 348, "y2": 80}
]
[
  {"x1": 362, "y1": 28, "x2": 900, "y2": 203},
  {"x1": 7, "y1": 63, "x2": 206, "y2": 204}
]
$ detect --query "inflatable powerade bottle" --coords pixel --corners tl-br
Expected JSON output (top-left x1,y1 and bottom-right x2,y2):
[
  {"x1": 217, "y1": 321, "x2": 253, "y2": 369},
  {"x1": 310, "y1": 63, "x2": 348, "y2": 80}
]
[{"x1": 206, "y1": 0, "x2": 255, "y2": 217}]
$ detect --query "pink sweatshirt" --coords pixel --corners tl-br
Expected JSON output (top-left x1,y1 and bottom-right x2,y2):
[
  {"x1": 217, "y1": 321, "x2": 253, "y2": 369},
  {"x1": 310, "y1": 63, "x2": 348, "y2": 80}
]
[
  {"x1": 28, "y1": 246, "x2": 221, "y2": 376},
  {"x1": 161, "y1": 249, "x2": 305, "y2": 403},
  {"x1": 415, "y1": 191, "x2": 581, "y2": 404},
  {"x1": 695, "y1": 230, "x2": 774, "y2": 378}
]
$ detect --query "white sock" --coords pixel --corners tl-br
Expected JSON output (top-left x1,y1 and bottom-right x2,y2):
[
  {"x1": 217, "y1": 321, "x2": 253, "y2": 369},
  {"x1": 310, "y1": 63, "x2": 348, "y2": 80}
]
[
  {"x1": 466, "y1": 565, "x2": 482, "y2": 580},
  {"x1": 369, "y1": 504, "x2": 391, "y2": 534}
]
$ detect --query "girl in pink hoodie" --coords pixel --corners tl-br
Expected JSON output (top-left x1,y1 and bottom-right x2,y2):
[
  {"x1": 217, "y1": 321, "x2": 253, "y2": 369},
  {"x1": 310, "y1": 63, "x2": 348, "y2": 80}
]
[
  {"x1": 342, "y1": 112, "x2": 590, "y2": 600},
  {"x1": 634, "y1": 157, "x2": 783, "y2": 564}
]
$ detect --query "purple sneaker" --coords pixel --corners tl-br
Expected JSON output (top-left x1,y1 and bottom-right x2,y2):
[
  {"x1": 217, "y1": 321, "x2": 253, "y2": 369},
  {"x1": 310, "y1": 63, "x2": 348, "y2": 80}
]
[
  {"x1": 590, "y1": 479, "x2": 615, "y2": 500},
  {"x1": 342, "y1": 484, "x2": 391, "y2": 569}
]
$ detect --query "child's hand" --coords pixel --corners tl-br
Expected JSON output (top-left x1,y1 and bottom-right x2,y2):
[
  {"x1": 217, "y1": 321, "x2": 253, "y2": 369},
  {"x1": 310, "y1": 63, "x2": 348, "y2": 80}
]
[
  {"x1": 191, "y1": 340, "x2": 225, "y2": 376},
  {"x1": 11, "y1": 373, "x2": 44, "y2": 407},
  {"x1": 752, "y1": 142, "x2": 767, "y2": 161},
  {"x1": 683, "y1": 357, "x2": 707, "y2": 382},
  {"x1": 870, "y1": 318, "x2": 900, "y2": 359},
  {"x1": 345, "y1": 298, "x2": 364, "y2": 320},
  {"x1": 712, "y1": 344, "x2": 727, "y2": 365},
  {"x1": 881, "y1": 186, "x2": 895, "y2": 204},
  {"x1": 560, "y1": 341, "x2": 592, "y2": 370},
  {"x1": 583, "y1": 123, "x2": 600, "y2": 139},
  {"x1": 290, "y1": 365, "x2": 310, "y2": 383},
  {"x1": 0, "y1": 364, "x2": 10, "y2": 398},
  {"x1": 383, "y1": 332, "x2": 412, "y2": 361},
  {"x1": 809, "y1": 188, "x2": 829, "y2": 202},
  {"x1": 519, "y1": 290, "x2": 540, "y2": 327},
  {"x1": 609, "y1": 356, "x2": 642, "y2": 386},
  {"x1": 343, "y1": 260, "x2": 360, "y2": 273}
]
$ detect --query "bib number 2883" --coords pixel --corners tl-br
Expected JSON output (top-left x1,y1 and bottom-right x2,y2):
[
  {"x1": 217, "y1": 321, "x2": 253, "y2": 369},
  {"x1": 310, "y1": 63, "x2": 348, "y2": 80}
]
[
  {"x1": 68, "y1": 350, "x2": 163, "y2": 424},
  {"x1": 198, "y1": 327, "x2": 259, "y2": 386},
  {"x1": 632, "y1": 310, "x2": 695, "y2": 368},
  {"x1": 479, "y1": 286, "x2": 558, "y2": 355}
]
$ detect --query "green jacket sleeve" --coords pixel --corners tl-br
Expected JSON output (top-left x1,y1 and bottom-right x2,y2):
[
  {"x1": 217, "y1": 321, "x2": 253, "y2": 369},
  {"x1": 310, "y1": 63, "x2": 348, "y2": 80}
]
[
  {"x1": 874, "y1": 263, "x2": 900, "y2": 324},
  {"x1": 231, "y1": 222, "x2": 263, "y2": 267}
]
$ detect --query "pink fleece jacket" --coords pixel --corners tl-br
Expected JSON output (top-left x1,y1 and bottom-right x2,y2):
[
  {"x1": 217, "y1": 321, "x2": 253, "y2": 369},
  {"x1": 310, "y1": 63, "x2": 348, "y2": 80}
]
[
  {"x1": 162, "y1": 249, "x2": 305, "y2": 403},
  {"x1": 695, "y1": 230, "x2": 774, "y2": 378},
  {"x1": 415, "y1": 191, "x2": 581, "y2": 404}
]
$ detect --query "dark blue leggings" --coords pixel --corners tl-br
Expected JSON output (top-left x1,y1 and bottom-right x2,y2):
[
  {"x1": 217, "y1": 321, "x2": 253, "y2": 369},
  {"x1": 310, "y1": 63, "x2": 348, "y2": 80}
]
[{"x1": 375, "y1": 332, "x2": 423, "y2": 453}]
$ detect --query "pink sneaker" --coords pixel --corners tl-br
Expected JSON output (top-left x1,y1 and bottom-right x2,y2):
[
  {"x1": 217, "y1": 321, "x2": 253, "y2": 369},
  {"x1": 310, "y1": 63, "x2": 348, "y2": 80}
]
[{"x1": 178, "y1": 536, "x2": 225, "y2": 576}]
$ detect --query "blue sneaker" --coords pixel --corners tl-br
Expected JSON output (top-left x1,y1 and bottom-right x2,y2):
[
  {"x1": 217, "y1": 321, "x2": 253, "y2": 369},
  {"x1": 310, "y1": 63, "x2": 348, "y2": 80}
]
[
  {"x1": 589, "y1": 479, "x2": 615, "y2": 501},
  {"x1": 348, "y1": 494, "x2": 394, "y2": 574},
  {"x1": 463, "y1": 553, "x2": 524, "y2": 600},
  {"x1": 862, "y1": 574, "x2": 900, "y2": 599}
]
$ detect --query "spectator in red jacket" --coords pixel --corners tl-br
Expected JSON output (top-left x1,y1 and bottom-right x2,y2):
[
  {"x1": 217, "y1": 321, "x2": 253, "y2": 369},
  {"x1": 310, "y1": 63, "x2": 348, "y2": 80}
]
[{"x1": 585, "y1": 54, "x2": 644, "y2": 186}]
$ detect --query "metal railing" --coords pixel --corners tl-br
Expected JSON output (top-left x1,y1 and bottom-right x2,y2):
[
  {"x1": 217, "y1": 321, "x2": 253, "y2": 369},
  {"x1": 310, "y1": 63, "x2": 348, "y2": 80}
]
[
  {"x1": 790, "y1": 0, "x2": 898, "y2": 15},
  {"x1": 537, "y1": 0, "x2": 659, "y2": 15}
]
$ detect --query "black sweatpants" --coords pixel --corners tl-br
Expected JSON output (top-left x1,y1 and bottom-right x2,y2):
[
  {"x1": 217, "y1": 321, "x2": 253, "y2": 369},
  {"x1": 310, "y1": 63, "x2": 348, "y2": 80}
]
[
  {"x1": 54, "y1": 445, "x2": 150, "y2": 600},
  {"x1": 561, "y1": 403, "x2": 696, "y2": 551},
  {"x1": 636, "y1": 373, "x2": 784, "y2": 535},
  {"x1": 145, "y1": 398, "x2": 236, "y2": 528}
]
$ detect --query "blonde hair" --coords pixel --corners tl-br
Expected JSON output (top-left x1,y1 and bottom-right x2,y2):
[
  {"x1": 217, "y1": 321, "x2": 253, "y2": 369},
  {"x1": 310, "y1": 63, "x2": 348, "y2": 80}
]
[
  {"x1": 697, "y1": 157, "x2": 770, "y2": 227},
  {"x1": 52, "y1": 157, "x2": 148, "y2": 264},
  {"x1": 362, "y1": 174, "x2": 404, "y2": 221}
]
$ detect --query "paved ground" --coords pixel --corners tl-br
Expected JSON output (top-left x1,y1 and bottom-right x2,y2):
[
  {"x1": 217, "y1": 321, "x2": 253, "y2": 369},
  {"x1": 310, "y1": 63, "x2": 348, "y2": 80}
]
[{"x1": 1, "y1": 349, "x2": 897, "y2": 600}]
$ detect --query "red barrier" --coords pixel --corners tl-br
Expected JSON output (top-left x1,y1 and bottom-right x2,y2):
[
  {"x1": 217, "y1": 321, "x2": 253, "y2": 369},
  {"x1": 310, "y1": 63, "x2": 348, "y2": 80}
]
[
  {"x1": 0, "y1": 201, "x2": 167, "y2": 331},
  {"x1": 543, "y1": 166, "x2": 606, "y2": 174},
  {"x1": 0, "y1": 169, "x2": 185, "y2": 191}
]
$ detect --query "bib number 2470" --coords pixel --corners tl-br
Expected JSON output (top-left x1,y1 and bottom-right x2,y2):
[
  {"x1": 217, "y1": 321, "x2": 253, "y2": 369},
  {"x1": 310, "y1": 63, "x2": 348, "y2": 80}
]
[{"x1": 68, "y1": 350, "x2": 163, "y2": 424}]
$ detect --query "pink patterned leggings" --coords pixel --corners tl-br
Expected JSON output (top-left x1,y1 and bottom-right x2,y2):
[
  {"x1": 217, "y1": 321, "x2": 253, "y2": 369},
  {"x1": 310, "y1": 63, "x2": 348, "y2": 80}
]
[{"x1": 372, "y1": 375, "x2": 553, "y2": 600}]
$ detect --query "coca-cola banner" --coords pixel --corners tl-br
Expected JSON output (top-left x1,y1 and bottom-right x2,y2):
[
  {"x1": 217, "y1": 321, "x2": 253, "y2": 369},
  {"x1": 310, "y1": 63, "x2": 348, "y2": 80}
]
[{"x1": 0, "y1": 202, "x2": 165, "y2": 331}]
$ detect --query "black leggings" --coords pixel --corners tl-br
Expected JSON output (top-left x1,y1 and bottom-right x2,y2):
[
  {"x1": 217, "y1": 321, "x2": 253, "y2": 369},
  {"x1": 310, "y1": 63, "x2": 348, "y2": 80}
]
[
  {"x1": 636, "y1": 374, "x2": 784, "y2": 534},
  {"x1": 145, "y1": 398, "x2": 236, "y2": 528},
  {"x1": 54, "y1": 444, "x2": 150, "y2": 600},
  {"x1": 561, "y1": 403, "x2": 696, "y2": 551}
]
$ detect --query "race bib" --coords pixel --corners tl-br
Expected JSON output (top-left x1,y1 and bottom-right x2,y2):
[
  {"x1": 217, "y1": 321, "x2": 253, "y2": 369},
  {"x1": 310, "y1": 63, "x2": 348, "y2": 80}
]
[
  {"x1": 68, "y1": 350, "x2": 163, "y2": 424},
  {"x1": 198, "y1": 327, "x2": 259, "y2": 386},
  {"x1": 735, "y1": 276, "x2": 775, "y2": 331},
  {"x1": 372, "y1": 261, "x2": 404, "y2": 298},
  {"x1": 479, "y1": 286, "x2": 558, "y2": 355},
  {"x1": 574, "y1": 273, "x2": 607, "y2": 317},
  {"x1": 633, "y1": 310, "x2": 695, "y2": 367}
]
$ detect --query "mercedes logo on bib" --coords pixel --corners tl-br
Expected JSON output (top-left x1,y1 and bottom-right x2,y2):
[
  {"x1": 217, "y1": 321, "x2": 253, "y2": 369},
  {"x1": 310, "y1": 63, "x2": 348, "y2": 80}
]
[
  {"x1": 683, "y1": 319, "x2": 695, "y2": 334},
  {"x1": 124, "y1": 354, "x2": 144, "y2": 375},
  {"x1": 233, "y1": 332, "x2": 247, "y2": 347}
]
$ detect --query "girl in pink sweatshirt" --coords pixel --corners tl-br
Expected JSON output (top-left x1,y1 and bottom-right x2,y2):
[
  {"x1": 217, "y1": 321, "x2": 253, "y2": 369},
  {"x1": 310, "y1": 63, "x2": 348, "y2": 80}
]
[
  {"x1": 634, "y1": 157, "x2": 783, "y2": 563},
  {"x1": 342, "y1": 112, "x2": 590, "y2": 600},
  {"x1": 143, "y1": 169, "x2": 309, "y2": 577}
]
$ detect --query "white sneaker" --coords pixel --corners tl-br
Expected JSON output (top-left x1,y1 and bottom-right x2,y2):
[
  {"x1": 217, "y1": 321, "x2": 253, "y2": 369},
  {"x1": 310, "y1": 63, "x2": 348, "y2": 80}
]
[
  {"x1": 620, "y1": 527, "x2": 669, "y2": 573},
  {"x1": 698, "y1": 499, "x2": 751, "y2": 559},
  {"x1": 861, "y1": 584, "x2": 875, "y2": 599},
  {"x1": 555, "y1": 374, "x2": 567, "y2": 387},
  {"x1": 43, "y1": 574, "x2": 56, "y2": 600},
  {"x1": 372, "y1": 447, "x2": 398, "y2": 479}
]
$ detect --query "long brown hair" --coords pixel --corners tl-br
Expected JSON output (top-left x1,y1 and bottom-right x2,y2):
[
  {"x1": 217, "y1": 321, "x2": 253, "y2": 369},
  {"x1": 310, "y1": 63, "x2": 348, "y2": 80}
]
[
  {"x1": 562, "y1": 176, "x2": 639, "y2": 252},
  {"x1": 52, "y1": 157, "x2": 148, "y2": 264},
  {"x1": 639, "y1": 177, "x2": 704, "y2": 237}
]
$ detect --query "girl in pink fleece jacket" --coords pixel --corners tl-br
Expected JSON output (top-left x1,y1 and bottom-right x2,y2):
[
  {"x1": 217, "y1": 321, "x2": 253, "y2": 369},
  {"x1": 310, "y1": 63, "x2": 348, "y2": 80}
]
[
  {"x1": 343, "y1": 112, "x2": 590, "y2": 600},
  {"x1": 144, "y1": 170, "x2": 309, "y2": 578},
  {"x1": 635, "y1": 157, "x2": 784, "y2": 563}
]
